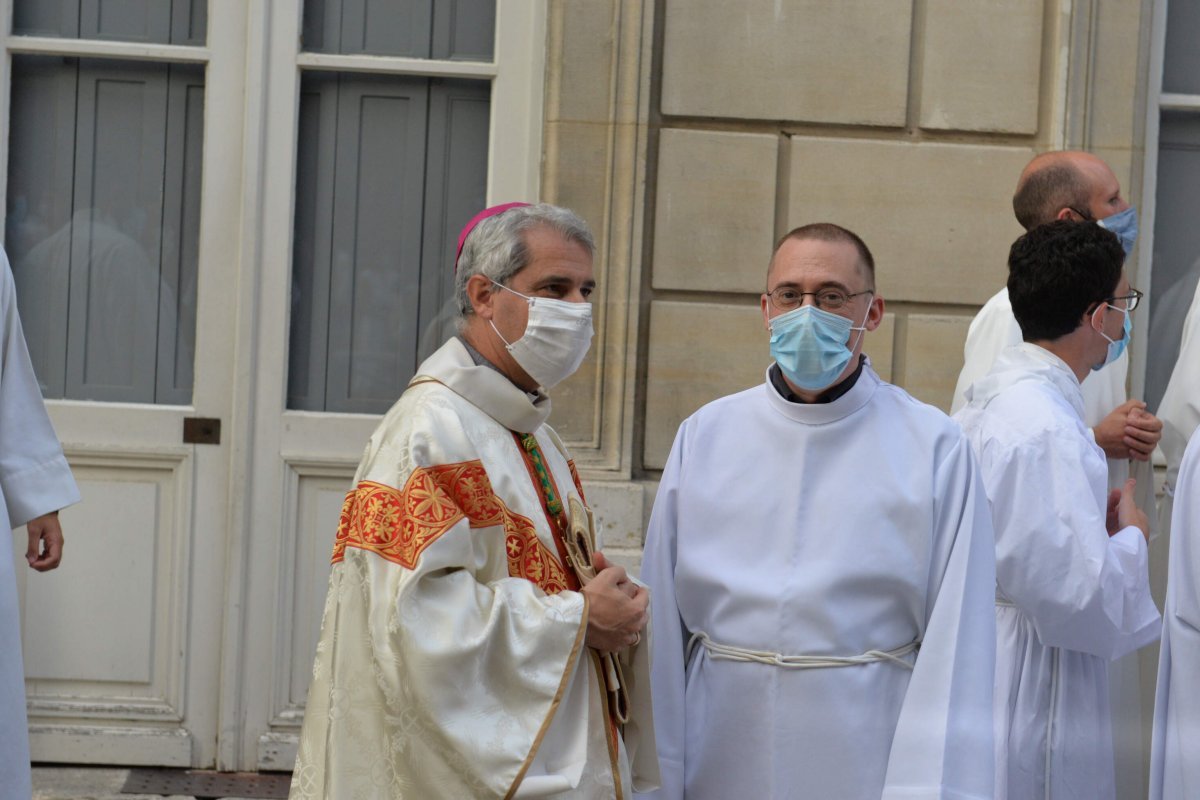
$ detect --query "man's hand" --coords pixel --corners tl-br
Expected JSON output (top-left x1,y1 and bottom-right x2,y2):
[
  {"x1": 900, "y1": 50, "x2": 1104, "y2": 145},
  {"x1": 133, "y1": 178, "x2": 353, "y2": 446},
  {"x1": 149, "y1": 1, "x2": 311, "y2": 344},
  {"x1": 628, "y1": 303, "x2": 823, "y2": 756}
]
[
  {"x1": 1114, "y1": 478, "x2": 1150, "y2": 542},
  {"x1": 1122, "y1": 404, "x2": 1162, "y2": 461},
  {"x1": 593, "y1": 551, "x2": 638, "y2": 599},
  {"x1": 26, "y1": 511, "x2": 64, "y2": 572},
  {"x1": 582, "y1": 555, "x2": 648, "y2": 654},
  {"x1": 1094, "y1": 399, "x2": 1161, "y2": 461},
  {"x1": 1105, "y1": 488, "x2": 1121, "y2": 536}
]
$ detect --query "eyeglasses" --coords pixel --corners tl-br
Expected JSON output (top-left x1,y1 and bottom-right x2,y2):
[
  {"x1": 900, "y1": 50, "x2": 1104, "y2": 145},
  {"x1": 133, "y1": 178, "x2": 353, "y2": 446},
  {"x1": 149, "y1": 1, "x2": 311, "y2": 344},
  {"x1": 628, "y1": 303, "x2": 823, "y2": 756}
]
[
  {"x1": 1105, "y1": 288, "x2": 1143, "y2": 312},
  {"x1": 765, "y1": 286, "x2": 874, "y2": 312}
]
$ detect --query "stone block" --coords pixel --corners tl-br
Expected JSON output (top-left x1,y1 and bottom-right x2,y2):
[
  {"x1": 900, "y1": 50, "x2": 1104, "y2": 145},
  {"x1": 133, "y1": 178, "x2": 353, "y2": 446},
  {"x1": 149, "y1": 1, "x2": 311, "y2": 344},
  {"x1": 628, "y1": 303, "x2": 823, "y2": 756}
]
[
  {"x1": 903, "y1": 313, "x2": 973, "y2": 412},
  {"x1": 643, "y1": 300, "x2": 771, "y2": 469},
  {"x1": 583, "y1": 480, "x2": 647, "y2": 550},
  {"x1": 786, "y1": 137, "x2": 1034, "y2": 305},
  {"x1": 662, "y1": 0, "x2": 912, "y2": 126},
  {"x1": 920, "y1": 0, "x2": 1043, "y2": 133},
  {"x1": 652, "y1": 128, "x2": 779, "y2": 292},
  {"x1": 864, "y1": 312, "x2": 897, "y2": 383},
  {"x1": 549, "y1": 1, "x2": 616, "y2": 124}
]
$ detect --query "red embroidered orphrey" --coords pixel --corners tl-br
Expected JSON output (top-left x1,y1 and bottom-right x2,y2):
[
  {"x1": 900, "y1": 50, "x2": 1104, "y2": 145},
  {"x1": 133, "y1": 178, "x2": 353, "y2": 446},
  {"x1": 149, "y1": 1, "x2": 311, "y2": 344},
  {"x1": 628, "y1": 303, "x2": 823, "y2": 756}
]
[{"x1": 331, "y1": 461, "x2": 572, "y2": 594}]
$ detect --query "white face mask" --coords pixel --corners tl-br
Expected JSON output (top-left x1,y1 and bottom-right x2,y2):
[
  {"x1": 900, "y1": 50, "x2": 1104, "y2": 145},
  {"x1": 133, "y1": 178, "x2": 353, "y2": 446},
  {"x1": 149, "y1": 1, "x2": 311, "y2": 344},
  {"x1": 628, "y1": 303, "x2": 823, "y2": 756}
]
[{"x1": 489, "y1": 281, "x2": 594, "y2": 389}]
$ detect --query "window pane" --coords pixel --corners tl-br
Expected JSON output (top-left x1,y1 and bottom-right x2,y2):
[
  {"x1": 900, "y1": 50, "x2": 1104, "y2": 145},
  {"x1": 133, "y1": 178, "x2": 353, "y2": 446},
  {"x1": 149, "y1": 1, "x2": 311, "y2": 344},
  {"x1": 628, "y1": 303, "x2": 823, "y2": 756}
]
[
  {"x1": 432, "y1": 0, "x2": 496, "y2": 61},
  {"x1": 1147, "y1": 111, "x2": 1200, "y2": 411},
  {"x1": 1164, "y1": 0, "x2": 1200, "y2": 95},
  {"x1": 13, "y1": 0, "x2": 207, "y2": 46},
  {"x1": 302, "y1": 0, "x2": 495, "y2": 60},
  {"x1": 288, "y1": 74, "x2": 489, "y2": 413},
  {"x1": 6, "y1": 55, "x2": 203, "y2": 404}
]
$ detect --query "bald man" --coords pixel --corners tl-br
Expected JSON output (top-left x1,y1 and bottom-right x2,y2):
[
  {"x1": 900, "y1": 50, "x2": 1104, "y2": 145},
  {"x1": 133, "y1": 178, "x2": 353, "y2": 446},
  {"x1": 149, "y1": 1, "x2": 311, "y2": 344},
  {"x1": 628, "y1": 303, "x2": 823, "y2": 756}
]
[
  {"x1": 952, "y1": 152, "x2": 1162, "y2": 477},
  {"x1": 951, "y1": 151, "x2": 1162, "y2": 800}
]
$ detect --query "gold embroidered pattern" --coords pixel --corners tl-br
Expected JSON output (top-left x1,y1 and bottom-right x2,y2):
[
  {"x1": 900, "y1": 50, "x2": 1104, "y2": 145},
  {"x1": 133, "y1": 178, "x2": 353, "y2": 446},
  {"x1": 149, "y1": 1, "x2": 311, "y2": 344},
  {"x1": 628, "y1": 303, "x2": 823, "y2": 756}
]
[{"x1": 332, "y1": 461, "x2": 571, "y2": 594}]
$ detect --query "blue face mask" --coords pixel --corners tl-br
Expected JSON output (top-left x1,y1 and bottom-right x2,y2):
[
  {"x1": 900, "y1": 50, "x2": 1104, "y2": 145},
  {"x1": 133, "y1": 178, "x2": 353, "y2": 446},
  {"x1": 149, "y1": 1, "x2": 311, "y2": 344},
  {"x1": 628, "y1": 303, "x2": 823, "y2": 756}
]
[
  {"x1": 1098, "y1": 206, "x2": 1139, "y2": 256},
  {"x1": 1091, "y1": 303, "x2": 1131, "y2": 371},
  {"x1": 769, "y1": 305, "x2": 868, "y2": 391}
]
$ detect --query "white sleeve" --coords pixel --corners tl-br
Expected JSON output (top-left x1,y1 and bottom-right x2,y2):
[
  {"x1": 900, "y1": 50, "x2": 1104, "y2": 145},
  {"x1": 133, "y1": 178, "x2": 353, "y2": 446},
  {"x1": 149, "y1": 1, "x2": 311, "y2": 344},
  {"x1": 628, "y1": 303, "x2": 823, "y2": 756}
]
[
  {"x1": 633, "y1": 424, "x2": 690, "y2": 800},
  {"x1": 951, "y1": 295, "x2": 1021, "y2": 414},
  {"x1": 0, "y1": 247, "x2": 79, "y2": 526},
  {"x1": 883, "y1": 434, "x2": 997, "y2": 799},
  {"x1": 987, "y1": 432, "x2": 1161, "y2": 660},
  {"x1": 1157, "y1": 279, "x2": 1200, "y2": 484},
  {"x1": 1149, "y1": 434, "x2": 1200, "y2": 800}
]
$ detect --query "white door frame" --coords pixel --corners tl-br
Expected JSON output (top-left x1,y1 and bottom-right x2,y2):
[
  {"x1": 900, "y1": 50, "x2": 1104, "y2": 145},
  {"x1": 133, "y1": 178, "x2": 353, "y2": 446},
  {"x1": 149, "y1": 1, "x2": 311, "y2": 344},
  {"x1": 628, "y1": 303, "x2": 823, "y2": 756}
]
[{"x1": 0, "y1": 0, "x2": 250, "y2": 768}]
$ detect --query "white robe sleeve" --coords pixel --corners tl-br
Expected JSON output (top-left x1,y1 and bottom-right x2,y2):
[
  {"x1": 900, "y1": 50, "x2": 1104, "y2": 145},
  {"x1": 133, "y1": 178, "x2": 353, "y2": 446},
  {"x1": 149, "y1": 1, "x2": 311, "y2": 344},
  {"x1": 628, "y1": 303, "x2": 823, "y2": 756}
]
[
  {"x1": 634, "y1": 423, "x2": 690, "y2": 800},
  {"x1": 0, "y1": 248, "x2": 78, "y2": 526},
  {"x1": 986, "y1": 430, "x2": 1160, "y2": 660},
  {"x1": 1149, "y1": 433, "x2": 1200, "y2": 800},
  {"x1": 953, "y1": 291, "x2": 1025, "y2": 414},
  {"x1": 1157, "y1": 278, "x2": 1200, "y2": 487},
  {"x1": 882, "y1": 434, "x2": 997, "y2": 799}
]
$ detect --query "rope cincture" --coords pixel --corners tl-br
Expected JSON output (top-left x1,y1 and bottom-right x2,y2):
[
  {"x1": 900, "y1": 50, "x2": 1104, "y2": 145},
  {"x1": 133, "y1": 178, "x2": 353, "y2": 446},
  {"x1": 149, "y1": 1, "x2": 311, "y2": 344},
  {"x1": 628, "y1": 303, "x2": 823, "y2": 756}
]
[{"x1": 687, "y1": 631, "x2": 920, "y2": 671}]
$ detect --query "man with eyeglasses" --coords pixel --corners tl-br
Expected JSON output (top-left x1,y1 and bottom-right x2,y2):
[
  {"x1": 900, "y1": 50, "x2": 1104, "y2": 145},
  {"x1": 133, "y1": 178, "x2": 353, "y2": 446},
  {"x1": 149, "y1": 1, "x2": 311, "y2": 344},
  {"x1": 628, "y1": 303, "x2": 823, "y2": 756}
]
[
  {"x1": 951, "y1": 151, "x2": 1160, "y2": 800},
  {"x1": 952, "y1": 151, "x2": 1162, "y2": 497},
  {"x1": 955, "y1": 220, "x2": 1160, "y2": 800},
  {"x1": 639, "y1": 223, "x2": 997, "y2": 799}
]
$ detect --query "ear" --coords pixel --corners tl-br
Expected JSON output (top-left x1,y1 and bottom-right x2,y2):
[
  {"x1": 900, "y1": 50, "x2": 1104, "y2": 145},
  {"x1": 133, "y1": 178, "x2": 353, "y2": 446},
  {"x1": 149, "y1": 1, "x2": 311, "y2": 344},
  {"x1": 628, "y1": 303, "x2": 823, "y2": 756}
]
[
  {"x1": 466, "y1": 274, "x2": 498, "y2": 320},
  {"x1": 865, "y1": 294, "x2": 885, "y2": 331},
  {"x1": 761, "y1": 294, "x2": 773, "y2": 332},
  {"x1": 1055, "y1": 207, "x2": 1080, "y2": 222}
]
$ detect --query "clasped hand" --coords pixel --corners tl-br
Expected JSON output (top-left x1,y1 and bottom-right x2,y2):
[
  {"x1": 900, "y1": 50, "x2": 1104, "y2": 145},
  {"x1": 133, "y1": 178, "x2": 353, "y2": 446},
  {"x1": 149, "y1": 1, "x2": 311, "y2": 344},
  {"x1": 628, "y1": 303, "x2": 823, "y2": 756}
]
[
  {"x1": 581, "y1": 551, "x2": 649, "y2": 654},
  {"x1": 1094, "y1": 399, "x2": 1162, "y2": 461}
]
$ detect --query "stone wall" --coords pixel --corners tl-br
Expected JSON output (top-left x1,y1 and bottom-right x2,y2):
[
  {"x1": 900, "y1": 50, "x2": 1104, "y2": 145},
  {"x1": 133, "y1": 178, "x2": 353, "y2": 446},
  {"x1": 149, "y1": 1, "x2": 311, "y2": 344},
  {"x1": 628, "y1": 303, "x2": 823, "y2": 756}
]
[{"x1": 541, "y1": 0, "x2": 1154, "y2": 571}]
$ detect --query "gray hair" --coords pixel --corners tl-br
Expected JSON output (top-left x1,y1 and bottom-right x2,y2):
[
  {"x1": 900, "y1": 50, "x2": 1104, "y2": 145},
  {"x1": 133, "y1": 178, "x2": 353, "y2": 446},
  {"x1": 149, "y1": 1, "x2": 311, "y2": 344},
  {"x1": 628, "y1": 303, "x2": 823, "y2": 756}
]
[{"x1": 454, "y1": 203, "x2": 595, "y2": 325}]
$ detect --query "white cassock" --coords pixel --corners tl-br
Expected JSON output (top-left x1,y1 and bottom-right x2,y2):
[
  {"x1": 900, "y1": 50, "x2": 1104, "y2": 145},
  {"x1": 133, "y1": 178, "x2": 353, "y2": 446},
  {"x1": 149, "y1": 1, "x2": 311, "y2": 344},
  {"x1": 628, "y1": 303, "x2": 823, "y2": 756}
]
[
  {"x1": 951, "y1": 288, "x2": 1140, "y2": 491},
  {"x1": 639, "y1": 362, "x2": 997, "y2": 800},
  {"x1": 0, "y1": 248, "x2": 80, "y2": 797},
  {"x1": 954, "y1": 343, "x2": 1161, "y2": 800},
  {"x1": 1155, "y1": 278, "x2": 1200, "y2": 534},
  {"x1": 1149, "y1": 431, "x2": 1200, "y2": 799},
  {"x1": 951, "y1": 287, "x2": 1153, "y2": 800},
  {"x1": 290, "y1": 338, "x2": 657, "y2": 799}
]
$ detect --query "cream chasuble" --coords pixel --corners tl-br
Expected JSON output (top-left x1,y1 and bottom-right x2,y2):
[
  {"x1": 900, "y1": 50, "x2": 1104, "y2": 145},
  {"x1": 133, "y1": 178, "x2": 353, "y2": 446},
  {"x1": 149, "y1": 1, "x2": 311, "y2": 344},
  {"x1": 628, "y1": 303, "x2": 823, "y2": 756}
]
[
  {"x1": 1149, "y1": 432, "x2": 1200, "y2": 799},
  {"x1": 0, "y1": 248, "x2": 80, "y2": 798},
  {"x1": 639, "y1": 363, "x2": 997, "y2": 800},
  {"x1": 955, "y1": 344, "x2": 1161, "y2": 800},
  {"x1": 290, "y1": 338, "x2": 656, "y2": 799}
]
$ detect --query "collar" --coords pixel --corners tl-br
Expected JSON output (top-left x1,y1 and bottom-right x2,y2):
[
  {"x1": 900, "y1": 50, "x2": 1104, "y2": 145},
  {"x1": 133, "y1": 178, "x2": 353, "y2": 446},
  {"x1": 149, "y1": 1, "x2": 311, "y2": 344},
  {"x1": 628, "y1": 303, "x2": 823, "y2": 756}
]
[
  {"x1": 966, "y1": 343, "x2": 1086, "y2": 421},
  {"x1": 768, "y1": 355, "x2": 867, "y2": 404},
  {"x1": 411, "y1": 338, "x2": 551, "y2": 433},
  {"x1": 764, "y1": 356, "x2": 878, "y2": 424}
]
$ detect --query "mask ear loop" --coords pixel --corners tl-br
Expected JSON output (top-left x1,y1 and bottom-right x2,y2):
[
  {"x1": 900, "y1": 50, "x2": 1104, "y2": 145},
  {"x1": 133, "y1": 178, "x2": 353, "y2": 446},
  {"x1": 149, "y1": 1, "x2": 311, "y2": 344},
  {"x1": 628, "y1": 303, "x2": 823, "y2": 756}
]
[
  {"x1": 488, "y1": 280, "x2": 535, "y2": 351},
  {"x1": 1090, "y1": 302, "x2": 1121, "y2": 346},
  {"x1": 847, "y1": 296, "x2": 874, "y2": 353}
]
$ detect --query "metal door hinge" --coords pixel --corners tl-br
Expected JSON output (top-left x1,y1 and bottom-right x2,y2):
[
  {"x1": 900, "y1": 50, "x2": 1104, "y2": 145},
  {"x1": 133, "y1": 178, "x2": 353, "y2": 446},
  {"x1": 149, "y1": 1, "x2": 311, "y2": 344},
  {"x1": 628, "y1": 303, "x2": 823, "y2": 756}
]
[{"x1": 183, "y1": 417, "x2": 221, "y2": 445}]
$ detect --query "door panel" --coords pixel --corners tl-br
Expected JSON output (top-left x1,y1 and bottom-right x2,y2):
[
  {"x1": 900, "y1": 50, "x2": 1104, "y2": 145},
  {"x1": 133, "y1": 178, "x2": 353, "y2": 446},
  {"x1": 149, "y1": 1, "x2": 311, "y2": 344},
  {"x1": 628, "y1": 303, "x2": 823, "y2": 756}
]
[{"x1": 14, "y1": 406, "x2": 197, "y2": 766}]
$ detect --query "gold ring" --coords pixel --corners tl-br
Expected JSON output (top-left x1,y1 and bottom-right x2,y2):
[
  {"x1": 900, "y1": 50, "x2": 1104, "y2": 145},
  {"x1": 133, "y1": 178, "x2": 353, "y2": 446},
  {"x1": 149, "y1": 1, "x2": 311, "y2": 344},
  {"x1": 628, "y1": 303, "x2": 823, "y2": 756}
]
[{"x1": 632, "y1": 631, "x2": 641, "y2": 647}]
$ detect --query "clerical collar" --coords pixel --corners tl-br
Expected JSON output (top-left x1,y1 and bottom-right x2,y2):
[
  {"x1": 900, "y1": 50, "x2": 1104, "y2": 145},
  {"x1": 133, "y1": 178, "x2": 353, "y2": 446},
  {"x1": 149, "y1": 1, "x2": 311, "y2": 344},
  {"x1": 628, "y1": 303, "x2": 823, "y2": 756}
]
[
  {"x1": 769, "y1": 355, "x2": 867, "y2": 404},
  {"x1": 456, "y1": 335, "x2": 542, "y2": 401}
]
